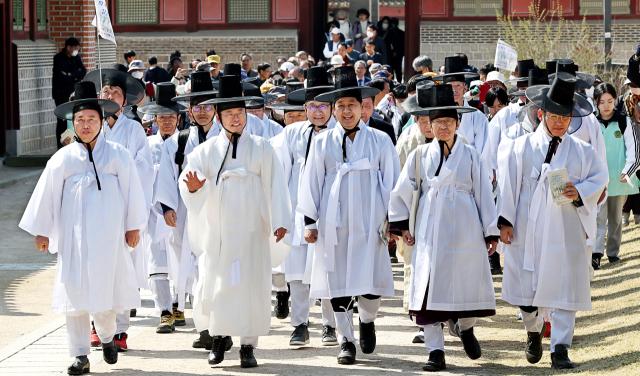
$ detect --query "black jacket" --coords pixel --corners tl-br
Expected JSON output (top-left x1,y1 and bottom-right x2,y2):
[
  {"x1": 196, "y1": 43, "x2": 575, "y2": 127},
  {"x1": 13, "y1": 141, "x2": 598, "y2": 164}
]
[
  {"x1": 368, "y1": 117, "x2": 397, "y2": 145},
  {"x1": 361, "y1": 36, "x2": 388, "y2": 64},
  {"x1": 144, "y1": 66, "x2": 172, "y2": 84},
  {"x1": 52, "y1": 49, "x2": 87, "y2": 104}
]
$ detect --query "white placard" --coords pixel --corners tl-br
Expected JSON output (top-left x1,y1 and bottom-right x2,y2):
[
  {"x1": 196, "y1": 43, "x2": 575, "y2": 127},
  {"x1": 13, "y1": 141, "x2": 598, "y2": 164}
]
[
  {"x1": 92, "y1": 0, "x2": 116, "y2": 46},
  {"x1": 494, "y1": 39, "x2": 517, "y2": 71}
]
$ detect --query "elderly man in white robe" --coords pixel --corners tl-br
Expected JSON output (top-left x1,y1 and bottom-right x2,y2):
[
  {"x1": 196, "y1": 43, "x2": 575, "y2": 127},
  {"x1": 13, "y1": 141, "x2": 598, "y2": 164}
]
[
  {"x1": 297, "y1": 66, "x2": 400, "y2": 365},
  {"x1": 19, "y1": 82, "x2": 147, "y2": 375},
  {"x1": 244, "y1": 84, "x2": 283, "y2": 139},
  {"x1": 497, "y1": 73, "x2": 608, "y2": 369},
  {"x1": 138, "y1": 82, "x2": 188, "y2": 334},
  {"x1": 269, "y1": 66, "x2": 339, "y2": 347},
  {"x1": 84, "y1": 68, "x2": 153, "y2": 350},
  {"x1": 180, "y1": 75, "x2": 292, "y2": 368},
  {"x1": 154, "y1": 71, "x2": 219, "y2": 349}
]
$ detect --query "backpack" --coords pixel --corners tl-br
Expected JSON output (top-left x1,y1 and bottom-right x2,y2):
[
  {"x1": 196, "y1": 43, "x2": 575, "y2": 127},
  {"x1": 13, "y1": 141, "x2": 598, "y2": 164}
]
[{"x1": 174, "y1": 128, "x2": 191, "y2": 175}]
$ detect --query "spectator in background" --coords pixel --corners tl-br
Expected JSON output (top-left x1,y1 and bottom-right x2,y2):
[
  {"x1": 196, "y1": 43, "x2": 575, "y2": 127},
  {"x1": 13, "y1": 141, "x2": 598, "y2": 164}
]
[
  {"x1": 128, "y1": 60, "x2": 146, "y2": 81},
  {"x1": 362, "y1": 25, "x2": 387, "y2": 64},
  {"x1": 52, "y1": 37, "x2": 87, "y2": 149},
  {"x1": 190, "y1": 59, "x2": 202, "y2": 70},
  {"x1": 123, "y1": 50, "x2": 136, "y2": 70},
  {"x1": 485, "y1": 70, "x2": 508, "y2": 92},
  {"x1": 369, "y1": 62, "x2": 382, "y2": 77},
  {"x1": 295, "y1": 51, "x2": 309, "y2": 62},
  {"x1": 299, "y1": 60, "x2": 310, "y2": 69},
  {"x1": 412, "y1": 55, "x2": 435, "y2": 77},
  {"x1": 324, "y1": 27, "x2": 342, "y2": 59},
  {"x1": 144, "y1": 56, "x2": 171, "y2": 84},
  {"x1": 276, "y1": 56, "x2": 287, "y2": 68},
  {"x1": 205, "y1": 48, "x2": 217, "y2": 58},
  {"x1": 288, "y1": 56, "x2": 299, "y2": 65},
  {"x1": 330, "y1": 55, "x2": 345, "y2": 68},
  {"x1": 256, "y1": 63, "x2": 271, "y2": 87},
  {"x1": 355, "y1": 60, "x2": 371, "y2": 86},
  {"x1": 360, "y1": 40, "x2": 384, "y2": 69},
  {"x1": 167, "y1": 57, "x2": 183, "y2": 78},
  {"x1": 241, "y1": 53, "x2": 259, "y2": 77},
  {"x1": 438, "y1": 65, "x2": 445, "y2": 74},
  {"x1": 389, "y1": 17, "x2": 405, "y2": 81},
  {"x1": 345, "y1": 40, "x2": 360, "y2": 63},
  {"x1": 289, "y1": 66, "x2": 305, "y2": 82},
  {"x1": 337, "y1": 42, "x2": 353, "y2": 65},
  {"x1": 207, "y1": 55, "x2": 222, "y2": 81},
  {"x1": 280, "y1": 62, "x2": 295, "y2": 78},
  {"x1": 381, "y1": 65, "x2": 395, "y2": 82},
  {"x1": 479, "y1": 63, "x2": 497, "y2": 81},
  {"x1": 484, "y1": 86, "x2": 509, "y2": 121},
  {"x1": 336, "y1": 10, "x2": 352, "y2": 40},
  {"x1": 352, "y1": 8, "x2": 372, "y2": 52},
  {"x1": 170, "y1": 50, "x2": 181, "y2": 62}
]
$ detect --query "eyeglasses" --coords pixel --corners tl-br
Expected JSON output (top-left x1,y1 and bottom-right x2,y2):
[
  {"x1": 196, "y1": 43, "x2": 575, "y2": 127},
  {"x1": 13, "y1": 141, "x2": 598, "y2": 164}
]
[
  {"x1": 431, "y1": 118, "x2": 456, "y2": 128},
  {"x1": 546, "y1": 113, "x2": 571, "y2": 123},
  {"x1": 307, "y1": 105, "x2": 329, "y2": 113},
  {"x1": 192, "y1": 105, "x2": 213, "y2": 112}
]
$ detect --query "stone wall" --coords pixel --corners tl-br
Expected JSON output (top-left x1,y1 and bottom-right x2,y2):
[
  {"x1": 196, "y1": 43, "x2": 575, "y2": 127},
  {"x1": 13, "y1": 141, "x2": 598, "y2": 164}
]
[{"x1": 114, "y1": 30, "x2": 298, "y2": 70}]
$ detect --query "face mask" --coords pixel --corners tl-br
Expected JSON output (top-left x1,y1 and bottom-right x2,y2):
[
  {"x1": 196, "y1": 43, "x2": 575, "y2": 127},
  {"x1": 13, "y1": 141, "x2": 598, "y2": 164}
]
[
  {"x1": 396, "y1": 102, "x2": 404, "y2": 113},
  {"x1": 131, "y1": 71, "x2": 144, "y2": 80},
  {"x1": 382, "y1": 23, "x2": 389, "y2": 29},
  {"x1": 338, "y1": 20, "x2": 345, "y2": 25},
  {"x1": 585, "y1": 86, "x2": 595, "y2": 98},
  {"x1": 509, "y1": 75, "x2": 516, "y2": 81},
  {"x1": 71, "y1": 50, "x2": 79, "y2": 57},
  {"x1": 274, "y1": 109, "x2": 284, "y2": 116},
  {"x1": 631, "y1": 87, "x2": 640, "y2": 96},
  {"x1": 367, "y1": 31, "x2": 374, "y2": 38}
]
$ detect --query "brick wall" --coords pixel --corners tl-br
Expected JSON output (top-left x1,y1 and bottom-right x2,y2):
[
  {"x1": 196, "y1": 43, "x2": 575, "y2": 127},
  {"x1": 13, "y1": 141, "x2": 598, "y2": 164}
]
[{"x1": 49, "y1": 0, "x2": 98, "y2": 70}]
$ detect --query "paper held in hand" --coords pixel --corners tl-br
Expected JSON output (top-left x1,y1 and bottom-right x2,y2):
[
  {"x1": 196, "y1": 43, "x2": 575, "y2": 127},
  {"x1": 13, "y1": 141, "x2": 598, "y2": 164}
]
[
  {"x1": 494, "y1": 39, "x2": 518, "y2": 71},
  {"x1": 548, "y1": 168, "x2": 573, "y2": 205}
]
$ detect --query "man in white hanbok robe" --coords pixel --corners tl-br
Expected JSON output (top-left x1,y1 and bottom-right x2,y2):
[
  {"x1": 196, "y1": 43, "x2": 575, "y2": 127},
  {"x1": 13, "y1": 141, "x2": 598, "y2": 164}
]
[
  {"x1": 19, "y1": 83, "x2": 147, "y2": 374},
  {"x1": 297, "y1": 66, "x2": 400, "y2": 365},
  {"x1": 497, "y1": 74, "x2": 608, "y2": 369},
  {"x1": 179, "y1": 75, "x2": 292, "y2": 368},
  {"x1": 244, "y1": 84, "x2": 283, "y2": 140}
]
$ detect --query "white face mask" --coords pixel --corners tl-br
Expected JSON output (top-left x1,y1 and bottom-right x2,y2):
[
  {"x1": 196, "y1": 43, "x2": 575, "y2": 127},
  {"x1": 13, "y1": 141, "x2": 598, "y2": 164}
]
[
  {"x1": 274, "y1": 109, "x2": 284, "y2": 116},
  {"x1": 382, "y1": 23, "x2": 389, "y2": 29},
  {"x1": 396, "y1": 102, "x2": 404, "y2": 113},
  {"x1": 131, "y1": 71, "x2": 144, "y2": 80},
  {"x1": 71, "y1": 49, "x2": 79, "y2": 57},
  {"x1": 338, "y1": 20, "x2": 345, "y2": 25},
  {"x1": 585, "y1": 86, "x2": 595, "y2": 98},
  {"x1": 509, "y1": 75, "x2": 516, "y2": 81},
  {"x1": 631, "y1": 87, "x2": 640, "y2": 96},
  {"x1": 367, "y1": 31, "x2": 374, "y2": 38}
]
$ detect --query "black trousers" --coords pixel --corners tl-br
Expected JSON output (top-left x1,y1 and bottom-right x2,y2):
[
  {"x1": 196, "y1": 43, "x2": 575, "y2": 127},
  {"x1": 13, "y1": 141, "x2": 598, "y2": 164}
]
[
  {"x1": 54, "y1": 97, "x2": 68, "y2": 149},
  {"x1": 331, "y1": 295, "x2": 380, "y2": 313},
  {"x1": 623, "y1": 193, "x2": 640, "y2": 214},
  {"x1": 390, "y1": 55, "x2": 403, "y2": 82},
  {"x1": 520, "y1": 305, "x2": 538, "y2": 313}
]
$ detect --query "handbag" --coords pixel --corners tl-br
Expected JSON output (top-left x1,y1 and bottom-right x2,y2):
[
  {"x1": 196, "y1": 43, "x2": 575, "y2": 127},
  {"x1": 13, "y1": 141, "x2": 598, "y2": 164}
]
[{"x1": 409, "y1": 145, "x2": 424, "y2": 237}]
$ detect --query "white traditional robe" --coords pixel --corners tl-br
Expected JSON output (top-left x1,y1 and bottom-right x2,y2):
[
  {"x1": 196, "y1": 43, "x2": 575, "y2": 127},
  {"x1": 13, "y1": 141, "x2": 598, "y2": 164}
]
[
  {"x1": 497, "y1": 126, "x2": 608, "y2": 311},
  {"x1": 179, "y1": 132, "x2": 292, "y2": 337},
  {"x1": 104, "y1": 115, "x2": 154, "y2": 289},
  {"x1": 270, "y1": 118, "x2": 337, "y2": 281},
  {"x1": 389, "y1": 139, "x2": 498, "y2": 312},
  {"x1": 19, "y1": 135, "x2": 147, "y2": 314},
  {"x1": 489, "y1": 100, "x2": 524, "y2": 170},
  {"x1": 256, "y1": 115, "x2": 284, "y2": 139},
  {"x1": 297, "y1": 120, "x2": 400, "y2": 299}
]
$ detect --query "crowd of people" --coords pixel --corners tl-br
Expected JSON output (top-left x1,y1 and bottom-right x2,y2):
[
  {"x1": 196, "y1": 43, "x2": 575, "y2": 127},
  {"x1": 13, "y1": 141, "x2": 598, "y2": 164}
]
[{"x1": 31, "y1": 32, "x2": 640, "y2": 375}]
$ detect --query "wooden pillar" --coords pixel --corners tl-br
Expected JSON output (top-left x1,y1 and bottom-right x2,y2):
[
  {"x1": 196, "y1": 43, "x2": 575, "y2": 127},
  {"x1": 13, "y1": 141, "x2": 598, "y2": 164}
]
[
  {"x1": 186, "y1": 0, "x2": 198, "y2": 33},
  {"x1": 404, "y1": 0, "x2": 420, "y2": 82}
]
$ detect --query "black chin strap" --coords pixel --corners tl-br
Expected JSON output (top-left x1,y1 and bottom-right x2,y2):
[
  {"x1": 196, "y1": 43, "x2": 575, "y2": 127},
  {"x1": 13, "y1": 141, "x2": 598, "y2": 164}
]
[
  {"x1": 342, "y1": 126, "x2": 360, "y2": 162},
  {"x1": 74, "y1": 133, "x2": 102, "y2": 190},
  {"x1": 195, "y1": 119, "x2": 213, "y2": 144},
  {"x1": 304, "y1": 123, "x2": 328, "y2": 166},
  {"x1": 435, "y1": 136, "x2": 455, "y2": 177}
]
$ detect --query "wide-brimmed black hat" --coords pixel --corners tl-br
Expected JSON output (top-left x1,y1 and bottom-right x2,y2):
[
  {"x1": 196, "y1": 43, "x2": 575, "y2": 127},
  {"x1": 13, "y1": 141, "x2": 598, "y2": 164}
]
[
  {"x1": 200, "y1": 75, "x2": 262, "y2": 106},
  {"x1": 54, "y1": 81, "x2": 120, "y2": 120},
  {"x1": 244, "y1": 84, "x2": 265, "y2": 108},
  {"x1": 172, "y1": 71, "x2": 219, "y2": 103},
  {"x1": 314, "y1": 66, "x2": 379, "y2": 103},
  {"x1": 510, "y1": 68, "x2": 549, "y2": 97},
  {"x1": 264, "y1": 86, "x2": 286, "y2": 105},
  {"x1": 84, "y1": 68, "x2": 146, "y2": 106},
  {"x1": 508, "y1": 59, "x2": 537, "y2": 86},
  {"x1": 547, "y1": 59, "x2": 595, "y2": 90},
  {"x1": 433, "y1": 56, "x2": 480, "y2": 83},
  {"x1": 403, "y1": 82, "x2": 477, "y2": 116},
  {"x1": 266, "y1": 81, "x2": 306, "y2": 111},
  {"x1": 525, "y1": 72, "x2": 593, "y2": 117},
  {"x1": 287, "y1": 67, "x2": 335, "y2": 103},
  {"x1": 138, "y1": 83, "x2": 188, "y2": 116}
]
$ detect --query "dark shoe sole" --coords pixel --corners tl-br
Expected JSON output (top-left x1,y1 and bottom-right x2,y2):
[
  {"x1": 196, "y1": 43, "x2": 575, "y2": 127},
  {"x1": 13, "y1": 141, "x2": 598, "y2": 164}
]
[
  {"x1": 103, "y1": 354, "x2": 118, "y2": 365},
  {"x1": 552, "y1": 363, "x2": 575, "y2": 369},
  {"x1": 337, "y1": 357, "x2": 355, "y2": 365},
  {"x1": 290, "y1": 339, "x2": 310, "y2": 346},
  {"x1": 240, "y1": 361, "x2": 258, "y2": 368},
  {"x1": 156, "y1": 324, "x2": 175, "y2": 333},
  {"x1": 322, "y1": 339, "x2": 339, "y2": 346},
  {"x1": 423, "y1": 364, "x2": 446, "y2": 371},
  {"x1": 412, "y1": 336, "x2": 425, "y2": 344},
  {"x1": 67, "y1": 364, "x2": 90, "y2": 375},
  {"x1": 174, "y1": 320, "x2": 186, "y2": 326}
]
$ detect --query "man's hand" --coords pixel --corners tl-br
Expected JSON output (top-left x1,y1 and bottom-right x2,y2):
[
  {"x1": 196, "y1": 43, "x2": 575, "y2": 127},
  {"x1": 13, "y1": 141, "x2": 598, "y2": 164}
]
[
  {"x1": 487, "y1": 240, "x2": 498, "y2": 256},
  {"x1": 598, "y1": 188, "x2": 607, "y2": 204},
  {"x1": 274, "y1": 228, "x2": 286, "y2": 243},
  {"x1": 61, "y1": 137, "x2": 72, "y2": 146},
  {"x1": 620, "y1": 173, "x2": 628, "y2": 183},
  {"x1": 305, "y1": 229, "x2": 318, "y2": 244},
  {"x1": 367, "y1": 60, "x2": 373, "y2": 66},
  {"x1": 125, "y1": 230, "x2": 140, "y2": 248},
  {"x1": 500, "y1": 226, "x2": 513, "y2": 245},
  {"x1": 175, "y1": 68, "x2": 189, "y2": 78},
  {"x1": 402, "y1": 230, "x2": 415, "y2": 246},
  {"x1": 164, "y1": 210, "x2": 177, "y2": 227},
  {"x1": 563, "y1": 182, "x2": 580, "y2": 201},
  {"x1": 183, "y1": 171, "x2": 206, "y2": 193},
  {"x1": 34, "y1": 236, "x2": 49, "y2": 252}
]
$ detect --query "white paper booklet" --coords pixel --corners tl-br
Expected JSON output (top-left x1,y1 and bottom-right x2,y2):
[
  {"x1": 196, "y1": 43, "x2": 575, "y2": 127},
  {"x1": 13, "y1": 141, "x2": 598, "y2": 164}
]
[{"x1": 548, "y1": 168, "x2": 572, "y2": 205}]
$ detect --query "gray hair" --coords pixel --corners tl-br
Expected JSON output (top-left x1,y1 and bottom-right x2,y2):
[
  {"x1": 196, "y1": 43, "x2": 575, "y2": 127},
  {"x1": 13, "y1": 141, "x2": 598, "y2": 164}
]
[
  {"x1": 295, "y1": 51, "x2": 308, "y2": 58},
  {"x1": 412, "y1": 55, "x2": 433, "y2": 72},
  {"x1": 354, "y1": 60, "x2": 367, "y2": 69}
]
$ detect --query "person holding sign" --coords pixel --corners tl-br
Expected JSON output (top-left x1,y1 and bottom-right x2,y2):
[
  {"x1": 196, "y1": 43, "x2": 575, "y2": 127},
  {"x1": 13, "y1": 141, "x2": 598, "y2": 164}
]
[
  {"x1": 497, "y1": 73, "x2": 608, "y2": 369},
  {"x1": 388, "y1": 84, "x2": 499, "y2": 372}
]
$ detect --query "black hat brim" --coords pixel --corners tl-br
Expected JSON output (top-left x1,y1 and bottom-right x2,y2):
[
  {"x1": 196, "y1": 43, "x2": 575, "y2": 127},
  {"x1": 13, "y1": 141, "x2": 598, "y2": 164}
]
[
  {"x1": 548, "y1": 72, "x2": 595, "y2": 91},
  {"x1": 84, "y1": 69, "x2": 146, "y2": 106},
  {"x1": 172, "y1": 90, "x2": 219, "y2": 102},
  {"x1": 246, "y1": 99, "x2": 265, "y2": 107},
  {"x1": 525, "y1": 85, "x2": 593, "y2": 117},
  {"x1": 137, "y1": 101, "x2": 188, "y2": 115},
  {"x1": 54, "y1": 98, "x2": 120, "y2": 120},
  {"x1": 432, "y1": 72, "x2": 480, "y2": 82},
  {"x1": 402, "y1": 94, "x2": 477, "y2": 116},
  {"x1": 265, "y1": 102, "x2": 306, "y2": 111},
  {"x1": 314, "y1": 87, "x2": 380, "y2": 103},
  {"x1": 200, "y1": 96, "x2": 263, "y2": 106},
  {"x1": 287, "y1": 86, "x2": 336, "y2": 102}
]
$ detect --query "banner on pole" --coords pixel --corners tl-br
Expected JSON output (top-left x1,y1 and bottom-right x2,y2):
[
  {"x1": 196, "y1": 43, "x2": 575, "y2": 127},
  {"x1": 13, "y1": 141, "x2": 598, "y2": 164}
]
[
  {"x1": 494, "y1": 39, "x2": 517, "y2": 71},
  {"x1": 92, "y1": 0, "x2": 116, "y2": 46}
]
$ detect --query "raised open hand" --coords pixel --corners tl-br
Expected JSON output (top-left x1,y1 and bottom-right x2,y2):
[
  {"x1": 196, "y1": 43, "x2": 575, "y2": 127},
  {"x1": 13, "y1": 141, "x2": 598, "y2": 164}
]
[{"x1": 183, "y1": 171, "x2": 206, "y2": 193}]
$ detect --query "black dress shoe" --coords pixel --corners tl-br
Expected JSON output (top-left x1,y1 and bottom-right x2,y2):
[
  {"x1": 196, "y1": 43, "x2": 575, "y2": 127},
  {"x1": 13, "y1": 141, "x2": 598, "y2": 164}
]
[
  {"x1": 274, "y1": 291, "x2": 290, "y2": 319},
  {"x1": 337, "y1": 338, "x2": 356, "y2": 364},
  {"x1": 422, "y1": 349, "x2": 446, "y2": 371},
  {"x1": 455, "y1": 323, "x2": 481, "y2": 360},
  {"x1": 290, "y1": 323, "x2": 310, "y2": 346},
  {"x1": 102, "y1": 340, "x2": 118, "y2": 365},
  {"x1": 551, "y1": 344, "x2": 575, "y2": 369},
  {"x1": 193, "y1": 329, "x2": 213, "y2": 350},
  {"x1": 322, "y1": 325, "x2": 338, "y2": 346},
  {"x1": 489, "y1": 253, "x2": 502, "y2": 275},
  {"x1": 67, "y1": 357, "x2": 90, "y2": 375},
  {"x1": 359, "y1": 320, "x2": 376, "y2": 354},
  {"x1": 608, "y1": 256, "x2": 621, "y2": 264},
  {"x1": 239, "y1": 345, "x2": 258, "y2": 368},
  {"x1": 525, "y1": 324, "x2": 545, "y2": 364},
  {"x1": 208, "y1": 336, "x2": 233, "y2": 365},
  {"x1": 592, "y1": 255, "x2": 602, "y2": 270}
]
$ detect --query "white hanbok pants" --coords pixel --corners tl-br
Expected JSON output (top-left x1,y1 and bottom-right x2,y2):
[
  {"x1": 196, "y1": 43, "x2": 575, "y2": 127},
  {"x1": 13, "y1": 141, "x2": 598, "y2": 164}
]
[
  {"x1": 66, "y1": 310, "x2": 116, "y2": 357},
  {"x1": 289, "y1": 281, "x2": 336, "y2": 327},
  {"x1": 149, "y1": 274, "x2": 173, "y2": 316},
  {"x1": 520, "y1": 308, "x2": 576, "y2": 353},
  {"x1": 272, "y1": 273, "x2": 288, "y2": 292},
  {"x1": 332, "y1": 296, "x2": 381, "y2": 345},
  {"x1": 422, "y1": 318, "x2": 476, "y2": 353}
]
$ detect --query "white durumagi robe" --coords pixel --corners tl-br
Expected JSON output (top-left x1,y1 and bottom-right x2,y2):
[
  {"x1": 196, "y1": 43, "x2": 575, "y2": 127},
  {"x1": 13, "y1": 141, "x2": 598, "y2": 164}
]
[
  {"x1": 257, "y1": 115, "x2": 284, "y2": 140},
  {"x1": 458, "y1": 98, "x2": 493, "y2": 173},
  {"x1": 19, "y1": 135, "x2": 147, "y2": 314},
  {"x1": 388, "y1": 139, "x2": 498, "y2": 312},
  {"x1": 488, "y1": 100, "x2": 523, "y2": 171},
  {"x1": 179, "y1": 132, "x2": 292, "y2": 337},
  {"x1": 497, "y1": 126, "x2": 608, "y2": 311},
  {"x1": 270, "y1": 118, "x2": 337, "y2": 282},
  {"x1": 104, "y1": 115, "x2": 154, "y2": 289},
  {"x1": 297, "y1": 120, "x2": 400, "y2": 299}
]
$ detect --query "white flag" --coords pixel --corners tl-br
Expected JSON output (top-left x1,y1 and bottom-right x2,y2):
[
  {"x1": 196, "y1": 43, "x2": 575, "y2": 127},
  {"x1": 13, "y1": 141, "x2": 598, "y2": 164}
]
[
  {"x1": 494, "y1": 39, "x2": 517, "y2": 71},
  {"x1": 93, "y1": 0, "x2": 116, "y2": 46}
]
